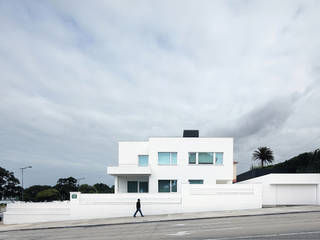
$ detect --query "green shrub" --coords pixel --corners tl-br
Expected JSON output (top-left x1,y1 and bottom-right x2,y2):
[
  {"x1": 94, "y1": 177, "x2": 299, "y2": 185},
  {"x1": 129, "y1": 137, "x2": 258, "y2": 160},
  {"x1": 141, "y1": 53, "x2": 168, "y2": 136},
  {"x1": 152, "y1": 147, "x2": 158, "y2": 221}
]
[{"x1": 36, "y1": 189, "x2": 60, "y2": 202}]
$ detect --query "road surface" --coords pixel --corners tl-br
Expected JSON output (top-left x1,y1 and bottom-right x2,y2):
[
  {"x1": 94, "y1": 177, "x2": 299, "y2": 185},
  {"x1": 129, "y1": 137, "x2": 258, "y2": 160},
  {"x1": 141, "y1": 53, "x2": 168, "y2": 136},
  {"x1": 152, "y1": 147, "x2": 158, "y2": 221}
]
[{"x1": 2, "y1": 211, "x2": 320, "y2": 240}]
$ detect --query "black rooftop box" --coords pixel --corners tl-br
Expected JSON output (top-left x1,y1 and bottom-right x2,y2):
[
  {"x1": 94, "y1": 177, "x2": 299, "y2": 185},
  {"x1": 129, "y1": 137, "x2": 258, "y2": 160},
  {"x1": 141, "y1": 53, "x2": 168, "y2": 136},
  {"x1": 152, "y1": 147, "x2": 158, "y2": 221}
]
[{"x1": 183, "y1": 130, "x2": 199, "y2": 138}]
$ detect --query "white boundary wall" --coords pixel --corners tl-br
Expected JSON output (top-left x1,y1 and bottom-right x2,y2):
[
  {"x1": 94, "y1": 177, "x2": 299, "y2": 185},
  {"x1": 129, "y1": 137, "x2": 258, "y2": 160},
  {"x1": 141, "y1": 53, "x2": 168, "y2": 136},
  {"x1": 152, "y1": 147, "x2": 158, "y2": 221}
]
[
  {"x1": 4, "y1": 184, "x2": 261, "y2": 224},
  {"x1": 238, "y1": 174, "x2": 320, "y2": 206}
]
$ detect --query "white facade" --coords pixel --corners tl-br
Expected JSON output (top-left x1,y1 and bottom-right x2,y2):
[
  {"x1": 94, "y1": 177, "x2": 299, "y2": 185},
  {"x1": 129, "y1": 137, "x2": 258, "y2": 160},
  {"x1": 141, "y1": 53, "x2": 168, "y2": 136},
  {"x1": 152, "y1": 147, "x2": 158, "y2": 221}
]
[
  {"x1": 238, "y1": 174, "x2": 320, "y2": 206},
  {"x1": 107, "y1": 137, "x2": 235, "y2": 194}
]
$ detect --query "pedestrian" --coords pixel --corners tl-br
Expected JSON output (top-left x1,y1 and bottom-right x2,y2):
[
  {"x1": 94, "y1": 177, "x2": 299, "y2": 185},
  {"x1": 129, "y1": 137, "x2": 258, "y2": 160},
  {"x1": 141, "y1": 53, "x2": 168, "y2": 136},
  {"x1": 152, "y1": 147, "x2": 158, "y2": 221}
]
[{"x1": 133, "y1": 199, "x2": 144, "y2": 217}]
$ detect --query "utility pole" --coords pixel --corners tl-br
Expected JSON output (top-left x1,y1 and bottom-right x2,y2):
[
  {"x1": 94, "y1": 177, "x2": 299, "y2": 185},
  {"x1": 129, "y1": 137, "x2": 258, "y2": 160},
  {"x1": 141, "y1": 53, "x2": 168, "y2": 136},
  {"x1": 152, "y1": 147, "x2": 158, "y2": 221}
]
[{"x1": 20, "y1": 166, "x2": 32, "y2": 201}]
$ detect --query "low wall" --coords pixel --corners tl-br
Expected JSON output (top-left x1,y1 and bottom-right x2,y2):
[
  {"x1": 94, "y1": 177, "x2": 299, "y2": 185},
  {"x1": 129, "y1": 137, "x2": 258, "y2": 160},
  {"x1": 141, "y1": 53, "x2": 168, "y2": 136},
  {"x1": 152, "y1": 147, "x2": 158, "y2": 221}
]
[
  {"x1": 4, "y1": 201, "x2": 71, "y2": 224},
  {"x1": 3, "y1": 184, "x2": 262, "y2": 224}
]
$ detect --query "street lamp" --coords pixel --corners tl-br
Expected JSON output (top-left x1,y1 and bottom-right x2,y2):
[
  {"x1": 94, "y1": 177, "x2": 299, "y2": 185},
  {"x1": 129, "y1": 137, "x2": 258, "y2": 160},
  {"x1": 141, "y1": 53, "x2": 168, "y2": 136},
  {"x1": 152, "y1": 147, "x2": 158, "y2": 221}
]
[{"x1": 20, "y1": 166, "x2": 32, "y2": 201}]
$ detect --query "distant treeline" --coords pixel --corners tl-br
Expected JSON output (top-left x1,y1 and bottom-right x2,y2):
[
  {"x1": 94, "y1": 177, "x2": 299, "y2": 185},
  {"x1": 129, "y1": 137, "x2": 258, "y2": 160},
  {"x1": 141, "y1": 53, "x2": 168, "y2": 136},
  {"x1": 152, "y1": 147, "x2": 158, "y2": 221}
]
[
  {"x1": 24, "y1": 177, "x2": 114, "y2": 202},
  {"x1": 0, "y1": 168, "x2": 114, "y2": 202}
]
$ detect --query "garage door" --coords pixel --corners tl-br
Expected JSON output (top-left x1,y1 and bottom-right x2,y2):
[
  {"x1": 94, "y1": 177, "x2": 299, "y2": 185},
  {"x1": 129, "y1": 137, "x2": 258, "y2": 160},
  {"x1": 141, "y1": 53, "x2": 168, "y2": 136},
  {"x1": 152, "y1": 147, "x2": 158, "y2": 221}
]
[{"x1": 276, "y1": 184, "x2": 317, "y2": 205}]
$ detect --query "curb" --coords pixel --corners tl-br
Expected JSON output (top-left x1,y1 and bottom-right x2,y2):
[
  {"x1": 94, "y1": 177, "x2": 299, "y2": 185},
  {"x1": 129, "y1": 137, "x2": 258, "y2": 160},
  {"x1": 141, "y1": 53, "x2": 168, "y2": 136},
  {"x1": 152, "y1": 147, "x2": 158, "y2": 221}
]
[{"x1": 1, "y1": 210, "x2": 320, "y2": 233}]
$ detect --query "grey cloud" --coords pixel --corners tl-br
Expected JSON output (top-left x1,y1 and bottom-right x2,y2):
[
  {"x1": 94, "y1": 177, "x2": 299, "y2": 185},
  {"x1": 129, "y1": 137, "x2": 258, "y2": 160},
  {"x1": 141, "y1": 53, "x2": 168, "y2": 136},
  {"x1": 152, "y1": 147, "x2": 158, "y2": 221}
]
[
  {"x1": 1, "y1": 0, "x2": 320, "y2": 186},
  {"x1": 215, "y1": 93, "x2": 301, "y2": 139}
]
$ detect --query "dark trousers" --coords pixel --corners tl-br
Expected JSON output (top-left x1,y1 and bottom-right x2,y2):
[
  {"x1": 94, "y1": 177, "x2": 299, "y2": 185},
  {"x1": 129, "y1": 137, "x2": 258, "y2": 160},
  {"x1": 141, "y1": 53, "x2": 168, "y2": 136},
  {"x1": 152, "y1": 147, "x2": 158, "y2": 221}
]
[{"x1": 134, "y1": 208, "x2": 144, "y2": 217}]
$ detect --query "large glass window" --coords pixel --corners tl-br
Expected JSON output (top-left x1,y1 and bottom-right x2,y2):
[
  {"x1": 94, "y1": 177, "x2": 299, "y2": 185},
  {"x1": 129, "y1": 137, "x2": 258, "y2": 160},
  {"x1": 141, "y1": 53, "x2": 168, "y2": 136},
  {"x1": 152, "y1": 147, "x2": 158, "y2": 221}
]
[
  {"x1": 158, "y1": 180, "x2": 177, "y2": 192},
  {"x1": 139, "y1": 182, "x2": 148, "y2": 193},
  {"x1": 138, "y1": 155, "x2": 149, "y2": 166},
  {"x1": 198, "y1": 152, "x2": 213, "y2": 164},
  {"x1": 128, "y1": 181, "x2": 149, "y2": 193},
  {"x1": 158, "y1": 152, "x2": 178, "y2": 165},
  {"x1": 215, "y1": 152, "x2": 224, "y2": 165},
  {"x1": 188, "y1": 179, "x2": 204, "y2": 184},
  {"x1": 188, "y1": 152, "x2": 196, "y2": 164},
  {"x1": 127, "y1": 181, "x2": 138, "y2": 193}
]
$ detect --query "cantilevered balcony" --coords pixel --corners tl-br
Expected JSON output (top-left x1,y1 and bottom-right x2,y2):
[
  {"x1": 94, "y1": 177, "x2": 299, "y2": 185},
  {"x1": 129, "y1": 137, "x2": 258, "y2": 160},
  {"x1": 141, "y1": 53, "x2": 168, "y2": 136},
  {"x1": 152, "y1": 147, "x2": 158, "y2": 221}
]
[{"x1": 107, "y1": 164, "x2": 151, "y2": 176}]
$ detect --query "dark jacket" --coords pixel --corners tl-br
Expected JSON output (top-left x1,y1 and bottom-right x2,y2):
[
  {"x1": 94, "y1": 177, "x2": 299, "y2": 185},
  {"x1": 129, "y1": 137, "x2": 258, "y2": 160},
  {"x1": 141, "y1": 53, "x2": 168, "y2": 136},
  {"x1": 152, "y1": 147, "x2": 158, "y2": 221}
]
[{"x1": 136, "y1": 201, "x2": 141, "y2": 209}]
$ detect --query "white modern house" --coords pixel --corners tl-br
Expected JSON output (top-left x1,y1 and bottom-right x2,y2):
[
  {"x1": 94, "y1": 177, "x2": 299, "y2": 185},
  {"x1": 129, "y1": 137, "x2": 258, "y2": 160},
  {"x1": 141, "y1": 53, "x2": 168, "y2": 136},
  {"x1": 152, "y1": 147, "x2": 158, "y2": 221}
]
[
  {"x1": 4, "y1": 131, "x2": 320, "y2": 225},
  {"x1": 4, "y1": 130, "x2": 263, "y2": 224},
  {"x1": 107, "y1": 131, "x2": 237, "y2": 194}
]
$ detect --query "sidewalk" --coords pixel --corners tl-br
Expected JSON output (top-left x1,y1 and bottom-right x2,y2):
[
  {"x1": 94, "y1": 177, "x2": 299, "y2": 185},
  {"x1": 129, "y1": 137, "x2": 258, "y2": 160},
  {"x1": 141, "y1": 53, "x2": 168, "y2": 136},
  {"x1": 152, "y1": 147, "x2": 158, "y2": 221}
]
[{"x1": 1, "y1": 205, "x2": 320, "y2": 232}]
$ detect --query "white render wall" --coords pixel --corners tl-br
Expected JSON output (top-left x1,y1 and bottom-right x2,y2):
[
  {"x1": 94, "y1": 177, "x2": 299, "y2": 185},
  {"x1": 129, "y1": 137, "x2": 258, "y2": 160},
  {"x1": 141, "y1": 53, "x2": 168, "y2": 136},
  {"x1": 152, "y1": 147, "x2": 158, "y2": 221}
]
[
  {"x1": 3, "y1": 183, "x2": 261, "y2": 224},
  {"x1": 113, "y1": 137, "x2": 234, "y2": 194},
  {"x1": 238, "y1": 174, "x2": 320, "y2": 206}
]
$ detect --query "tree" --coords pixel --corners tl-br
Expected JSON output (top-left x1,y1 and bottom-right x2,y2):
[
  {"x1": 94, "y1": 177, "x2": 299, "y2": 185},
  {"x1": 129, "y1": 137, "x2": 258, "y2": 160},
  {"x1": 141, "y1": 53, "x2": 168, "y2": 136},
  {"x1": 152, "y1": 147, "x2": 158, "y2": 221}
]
[
  {"x1": 311, "y1": 148, "x2": 320, "y2": 172},
  {"x1": 24, "y1": 185, "x2": 52, "y2": 202},
  {"x1": 93, "y1": 183, "x2": 113, "y2": 193},
  {"x1": 79, "y1": 184, "x2": 97, "y2": 193},
  {"x1": 252, "y1": 147, "x2": 274, "y2": 168},
  {"x1": 55, "y1": 177, "x2": 78, "y2": 200},
  {"x1": 0, "y1": 167, "x2": 22, "y2": 200},
  {"x1": 36, "y1": 189, "x2": 60, "y2": 202}
]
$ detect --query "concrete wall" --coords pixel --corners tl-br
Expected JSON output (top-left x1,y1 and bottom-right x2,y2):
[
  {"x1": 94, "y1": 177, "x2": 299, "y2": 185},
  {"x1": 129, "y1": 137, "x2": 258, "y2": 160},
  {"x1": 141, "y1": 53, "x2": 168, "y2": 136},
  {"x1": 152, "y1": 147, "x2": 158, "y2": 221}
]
[
  {"x1": 119, "y1": 142, "x2": 149, "y2": 165},
  {"x1": 238, "y1": 174, "x2": 320, "y2": 206},
  {"x1": 112, "y1": 138, "x2": 234, "y2": 194},
  {"x1": 3, "y1": 183, "x2": 261, "y2": 224}
]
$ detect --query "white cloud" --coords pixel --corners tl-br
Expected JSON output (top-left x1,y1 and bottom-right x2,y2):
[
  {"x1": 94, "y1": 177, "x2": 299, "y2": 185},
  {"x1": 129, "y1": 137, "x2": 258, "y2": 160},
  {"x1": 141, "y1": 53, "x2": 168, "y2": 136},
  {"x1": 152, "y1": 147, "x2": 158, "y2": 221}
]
[{"x1": 0, "y1": 0, "x2": 319, "y2": 186}]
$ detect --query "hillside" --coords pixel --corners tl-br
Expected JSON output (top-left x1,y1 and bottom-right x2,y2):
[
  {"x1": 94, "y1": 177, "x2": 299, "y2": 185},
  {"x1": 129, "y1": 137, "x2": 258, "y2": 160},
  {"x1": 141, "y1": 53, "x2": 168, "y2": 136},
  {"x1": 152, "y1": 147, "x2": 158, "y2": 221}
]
[{"x1": 237, "y1": 148, "x2": 320, "y2": 182}]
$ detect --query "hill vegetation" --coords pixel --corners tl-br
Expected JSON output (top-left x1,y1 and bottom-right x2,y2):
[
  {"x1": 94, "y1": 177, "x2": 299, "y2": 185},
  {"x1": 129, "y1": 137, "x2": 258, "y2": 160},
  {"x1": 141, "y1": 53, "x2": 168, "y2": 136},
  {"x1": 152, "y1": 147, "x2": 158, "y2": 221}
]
[
  {"x1": 266, "y1": 148, "x2": 320, "y2": 173},
  {"x1": 237, "y1": 148, "x2": 320, "y2": 182}
]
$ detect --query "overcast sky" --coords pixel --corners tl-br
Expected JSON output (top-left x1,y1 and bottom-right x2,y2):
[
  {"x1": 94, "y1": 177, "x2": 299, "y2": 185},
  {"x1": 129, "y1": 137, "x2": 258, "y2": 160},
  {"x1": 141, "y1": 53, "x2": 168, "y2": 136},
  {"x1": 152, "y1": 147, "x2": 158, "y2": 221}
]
[{"x1": 1, "y1": 0, "x2": 319, "y2": 187}]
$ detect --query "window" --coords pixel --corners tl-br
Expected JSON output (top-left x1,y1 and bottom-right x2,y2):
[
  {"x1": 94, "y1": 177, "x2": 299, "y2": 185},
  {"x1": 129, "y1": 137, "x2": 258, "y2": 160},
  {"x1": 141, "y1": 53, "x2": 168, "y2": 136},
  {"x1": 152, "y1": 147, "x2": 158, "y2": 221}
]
[
  {"x1": 139, "y1": 182, "x2": 148, "y2": 193},
  {"x1": 188, "y1": 152, "x2": 196, "y2": 164},
  {"x1": 188, "y1": 179, "x2": 204, "y2": 184},
  {"x1": 158, "y1": 180, "x2": 177, "y2": 192},
  {"x1": 215, "y1": 152, "x2": 223, "y2": 165},
  {"x1": 128, "y1": 181, "x2": 149, "y2": 193},
  {"x1": 198, "y1": 152, "x2": 213, "y2": 164},
  {"x1": 188, "y1": 152, "x2": 224, "y2": 165},
  {"x1": 127, "y1": 181, "x2": 138, "y2": 193},
  {"x1": 138, "y1": 155, "x2": 149, "y2": 166},
  {"x1": 216, "y1": 180, "x2": 228, "y2": 184},
  {"x1": 158, "y1": 152, "x2": 177, "y2": 165}
]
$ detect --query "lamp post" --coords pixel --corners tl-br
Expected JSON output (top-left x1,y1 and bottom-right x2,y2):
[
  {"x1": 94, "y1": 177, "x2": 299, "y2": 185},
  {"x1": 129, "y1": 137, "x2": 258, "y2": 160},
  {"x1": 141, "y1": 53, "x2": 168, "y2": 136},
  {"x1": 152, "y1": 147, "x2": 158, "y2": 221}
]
[{"x1": 20, "y1": 166, "x2": 32, "y2": 201}]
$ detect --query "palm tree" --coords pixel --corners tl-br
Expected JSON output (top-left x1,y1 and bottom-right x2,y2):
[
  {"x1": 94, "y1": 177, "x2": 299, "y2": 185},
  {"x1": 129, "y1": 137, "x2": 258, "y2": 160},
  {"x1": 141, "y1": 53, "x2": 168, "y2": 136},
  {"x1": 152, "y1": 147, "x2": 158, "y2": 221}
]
[{"x1": 252, "y1": 147, "x2": 274, "y2": 168}]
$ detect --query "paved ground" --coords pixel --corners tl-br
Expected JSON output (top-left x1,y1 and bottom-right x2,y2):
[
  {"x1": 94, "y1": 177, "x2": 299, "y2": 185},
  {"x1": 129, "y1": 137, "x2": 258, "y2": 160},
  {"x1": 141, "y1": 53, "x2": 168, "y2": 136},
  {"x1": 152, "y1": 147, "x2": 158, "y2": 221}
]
[
  {"x1": 1, "y1": 211, "x2": 320, "y2": 240},
  {"x1": 2, "y1": 205, "x2": 320, "y2": 232}
]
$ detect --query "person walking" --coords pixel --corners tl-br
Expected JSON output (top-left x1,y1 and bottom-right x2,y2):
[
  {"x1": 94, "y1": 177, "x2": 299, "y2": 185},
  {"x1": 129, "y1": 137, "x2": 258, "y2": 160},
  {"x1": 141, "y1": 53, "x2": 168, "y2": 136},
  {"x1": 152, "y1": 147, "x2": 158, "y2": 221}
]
[{"x1": 133, "y1": 199, "x2": 144, "y2": 217}]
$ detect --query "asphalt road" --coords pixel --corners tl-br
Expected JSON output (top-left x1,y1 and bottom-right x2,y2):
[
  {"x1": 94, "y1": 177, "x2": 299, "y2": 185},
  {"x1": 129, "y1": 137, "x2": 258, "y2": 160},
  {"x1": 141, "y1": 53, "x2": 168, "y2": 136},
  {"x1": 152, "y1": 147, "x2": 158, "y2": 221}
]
[{"x1": 2, "y1": 211, "x2": 320, "y2": 240}]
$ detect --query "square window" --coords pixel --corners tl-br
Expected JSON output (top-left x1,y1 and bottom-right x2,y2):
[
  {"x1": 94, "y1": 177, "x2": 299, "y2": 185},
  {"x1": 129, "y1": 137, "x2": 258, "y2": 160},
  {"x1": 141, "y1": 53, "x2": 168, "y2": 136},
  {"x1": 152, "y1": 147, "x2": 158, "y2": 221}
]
[
  {"x1": 138, "y1": 155, "x2": 149, "y2": 166},
  {"x1": 139, "y1": 182, "x2": 148, "y2": 193},
  {"x1": 188, "y1": 152, "x2": 196, "y2": 164},
  {"x1": 198, "y1": 152, "x2": 213, "y2": 164},
  {"x1": 127, "y1": 181, "x2": 138, "y2": 193},
  {"x1": 158, "y1": 180, "x2": 170, "y2": 192},
  {"x1": 158, "y1": 152, "x2": 171, "y2": 165}
]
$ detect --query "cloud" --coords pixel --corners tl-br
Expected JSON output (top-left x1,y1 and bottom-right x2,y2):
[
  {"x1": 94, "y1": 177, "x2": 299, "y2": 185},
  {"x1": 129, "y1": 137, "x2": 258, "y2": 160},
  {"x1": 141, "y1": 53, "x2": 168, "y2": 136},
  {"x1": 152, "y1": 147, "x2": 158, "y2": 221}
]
[
  {"x1": 213, "y1": 93, "x2": 302, "y2": 139},
  {"x1": 0, "y1": 0, "x2": 320, "y2": 186}
]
